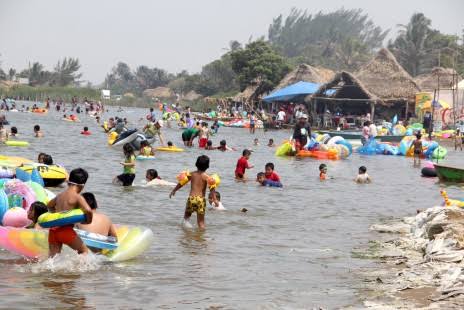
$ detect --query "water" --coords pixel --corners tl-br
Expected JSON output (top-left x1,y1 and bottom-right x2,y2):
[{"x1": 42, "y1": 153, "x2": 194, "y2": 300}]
[{"x1": 0, "y1": 103, "x2": 462, "y2": 309}]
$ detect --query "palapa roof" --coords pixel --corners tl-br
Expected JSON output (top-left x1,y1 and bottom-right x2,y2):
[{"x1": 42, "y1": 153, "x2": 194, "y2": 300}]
[
  {"x1": 312, "y1": 71, "x2": 377, "y2": 102},
  {"x1": 276, "y1": 64, "x2": 335, "y2": 89},
  {"x1": 142, "y1": 86, "x2": 174, "y2": 98},
  {"x1": 232, "y1": 78, "x2": 263, "y2": 103},
  {"x1": 415, "y1": 67, "x2": 460, "y2": 91},
  {"x1": 355, "y1": 48, "x2": 420, "y2": 102}
]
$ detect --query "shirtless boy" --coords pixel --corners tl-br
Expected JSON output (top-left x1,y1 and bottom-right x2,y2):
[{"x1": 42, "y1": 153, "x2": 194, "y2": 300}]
[
  {"x1": 46, "y1": 168, "x2": 93, "y2": 257},
  {"x1": 77, "y1": 192, "x2": 117, "y2": 252},
  {"x1": 169, "y1": 155, "x2": 218, "y2": 229}
]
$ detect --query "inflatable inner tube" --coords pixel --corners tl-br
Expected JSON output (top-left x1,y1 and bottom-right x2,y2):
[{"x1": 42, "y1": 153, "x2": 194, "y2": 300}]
[
  {"x1": 38, "y1": 209, "x2": 86, "y2": 228},
  {"x1": 112, "y1": 129, "x2": 138, "y2": 147},
  {"x1": 74, "y1": 229, "x2": 118, "y2": 250},
  {"x1": 421, "y1": 167, "x2": 437, "y2": 178},
  {"x1": 136, "y1": 155, "x2": 155, "y2": 161}
]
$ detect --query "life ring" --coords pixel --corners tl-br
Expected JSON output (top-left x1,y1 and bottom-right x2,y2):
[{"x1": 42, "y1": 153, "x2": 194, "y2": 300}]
[
  {"x1": 74, "y1": 229, "x2": 118, "y2": 250},
  {"x1": 136, "y1": 155, "x2": 155, "y2": 161},
  {"x1": 5, "y1": 141, "x2": 29, "y2": 147},
  {"x1": 155, "y1": 146, "x2": 184, "y2": 152},
  {"x1": 38, "y1": 209, "x2": 86, "y2": 228}
]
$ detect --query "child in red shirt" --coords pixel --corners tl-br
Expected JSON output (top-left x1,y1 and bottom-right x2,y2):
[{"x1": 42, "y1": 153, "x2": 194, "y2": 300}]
[
  {"x1": 235, "y1": 149, "x2": 253, "y2": 179},
  {"x1": 264, "y1": 162, "x2": 280, "y2": 182}
]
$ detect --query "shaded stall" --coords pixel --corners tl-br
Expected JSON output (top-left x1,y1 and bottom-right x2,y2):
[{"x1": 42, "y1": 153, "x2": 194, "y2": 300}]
[{"x1": 310, "y1": 71, "x2": 379, "y2": 128}]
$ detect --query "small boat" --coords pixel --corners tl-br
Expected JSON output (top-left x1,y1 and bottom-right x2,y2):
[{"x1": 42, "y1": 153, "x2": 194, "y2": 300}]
[
  {"x1": 433, "y1": 164, "x2": 464, "y2": 183},
  {"x1": 318, "y1": 130, "x2": 404, "y2": 143}
]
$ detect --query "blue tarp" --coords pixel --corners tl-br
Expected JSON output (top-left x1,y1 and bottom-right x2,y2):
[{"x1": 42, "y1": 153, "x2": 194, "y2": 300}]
[{"x1": 263, "y1": 81, "x2": 333, "y2": 102}]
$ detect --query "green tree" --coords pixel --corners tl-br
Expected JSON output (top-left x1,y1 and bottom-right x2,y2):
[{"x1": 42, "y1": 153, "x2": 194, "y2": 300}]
[
  {"x1": 230, "y1": 40, "x2": 291, "y2": 93},
  {"x1": 0, "y1": 68, "x2": 6, "y2": 81},
  {"x1": 52, "y1": 57, "x2": 82, "y2": 86},
  {"x1": 268, "y1": 8, "x2": 387, "y2": 71},
  {"x1": 389, "y1": 13, "x2": 431, "y2": 76},
  {"x1": 134, "y1": 66, "x2": 171, "y2": 94},
  {"x1": 104, "y1": 62, "x2": 135, "y2": 95},
  {"x1": 8, "y1": 68, "x2": 16, "y2": 81}
]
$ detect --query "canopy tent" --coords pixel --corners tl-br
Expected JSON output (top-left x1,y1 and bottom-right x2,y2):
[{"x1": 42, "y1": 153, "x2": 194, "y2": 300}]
[{"x1": 263, "y1": 81, "x2": 331, "y2": 102}]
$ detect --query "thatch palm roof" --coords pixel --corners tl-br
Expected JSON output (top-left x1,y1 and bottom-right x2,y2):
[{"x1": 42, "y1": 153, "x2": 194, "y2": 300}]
[
  {"x1": 414, "y1": 67, "x2": 460, "y2": 91},
  {"x1": 355, "y1": 48, "x2": 420, "y2": 102},
  {"x1": 232, "y1": 78, "x2": 264, "y2": 103},
  {"x1": 143, "y1": 86, "x2": 174, "y2": 98},
  {"x1": 312, "y1": 71, "x2": 377, "y2": 102},
  {"x1": 276, "y1": 64, "x2": 335, "y2": 89}
]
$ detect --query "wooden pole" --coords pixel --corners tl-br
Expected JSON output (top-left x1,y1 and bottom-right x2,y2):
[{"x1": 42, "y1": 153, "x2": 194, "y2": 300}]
[{"x1": 370, "y1": 101, "x2": 375, "y2": 122}]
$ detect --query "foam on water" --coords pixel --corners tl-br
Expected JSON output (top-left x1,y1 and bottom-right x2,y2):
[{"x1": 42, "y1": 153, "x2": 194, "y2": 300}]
[{"x1": 18, "y1": 252, "x2": 104, "y2": 274}]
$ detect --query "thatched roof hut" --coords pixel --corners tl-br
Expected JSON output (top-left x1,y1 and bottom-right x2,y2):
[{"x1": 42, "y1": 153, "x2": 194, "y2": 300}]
[
  {"x1": 232, "y1": 78, "x2": 263, "y2": 103},
  {"x1": 143, "y1": 86, "x2": 174, "y2": 98},
  {"x1": 312, "y1": 71, "x2": 377, "y2": 101},
  {"x1": 183, "y1": 90, "x2": 202, "y2": 101},
  {"x1": 415, "y1": 67, "x2": 460, "y2": 91},
  {"x1": 355, "y1": 48, "x2": 420, "y2": 103},
  {"x1": 276, "y1": 64, "x2": 335, "y2": 89}
]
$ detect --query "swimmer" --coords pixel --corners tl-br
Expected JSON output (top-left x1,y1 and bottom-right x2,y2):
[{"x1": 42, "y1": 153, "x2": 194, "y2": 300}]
[
  {"x1": 205, "y1": 140, "x2": 214, "y2": 150},
  {"x1": 319, "y1": 164, "x2": 327, "y2": 180},
  {"x1": 235, "y1": 149, "x2": 253, "y2": 180},
  {"x1": 409, "y1": 133, "x2": 423, "y2": 166},
  {"x1": 264, "y1": 162, "x2": 280, "y2": 182},
  {"x1": 37, "y1": 152, "x2": 47, "y2": 164},
  {"x1": 27, "y1": 201, "x2": 48, "y2": 229},
  {"x1": 46, "y1": 168, "x2": 93, "y2": 257},
  {"x1": 9, "y1": 126, "x2": 18, "y2": 137},
  {"x1": 42, "y1": 154, "x2": 53, "y2": 165},
  {"x1": 114, "y1": 143, "x2": 136, "y2": 186},
  {"x1": 267, "y1": 138, "x2": 275, "y2": 147},
  {"x1": 81, "y1": 126, "x2": 91, "y2": 135},
  {"x1": 208, "y1": 191, "x2": 225, "y2": 210},
  {"x1": 167, "y1": 141, "x2": 174, "y2": 148},
  {"x1": 217, "y1": 139, "x2": 235, "y2": 151},
  {"x1": 354, "y1": 166, "x2": 372, "y2": 184},
  {"x1": 33, "y1": 124, "x2": 43, "y2": 138},
  {"x1": 76, "y1": 192, "x2": 118, "y2": 252},
  {"x1": 144, "y1": 169, "x2": 176, "y2": 186},
  {"x1": 139, "y1": 140, "x2": 154, "y2": 157},
  {"x1": 256, "y1": 172, "x2": 283, "y2": 187},
  {"x1": 253, "y1": 138, "x2": 259, "y2": 146},
  {"x1": 169, "y1": 155, "x2": 217, "y2": 230}
]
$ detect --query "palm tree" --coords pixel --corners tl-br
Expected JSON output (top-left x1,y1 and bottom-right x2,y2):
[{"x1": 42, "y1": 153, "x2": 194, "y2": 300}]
[{"x1": 389, "y1": 13, "x2": 431, "y2": 76}]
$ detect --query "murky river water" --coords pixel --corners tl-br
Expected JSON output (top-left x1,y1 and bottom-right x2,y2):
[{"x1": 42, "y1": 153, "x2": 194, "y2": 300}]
[{"x1": 0, "y1": 102, "x2": 462, "y2": 309}]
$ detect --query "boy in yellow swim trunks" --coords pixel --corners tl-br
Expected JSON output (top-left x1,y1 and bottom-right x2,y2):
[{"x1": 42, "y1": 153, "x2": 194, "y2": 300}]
[{"x1": 169, "y1": 155, "x2": 218, "y2": 229}]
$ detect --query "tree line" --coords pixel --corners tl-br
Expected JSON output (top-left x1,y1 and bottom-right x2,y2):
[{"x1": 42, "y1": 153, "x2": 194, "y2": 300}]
[{"x1": 1, "y1": 9, "x2": 463, "y2": 99}]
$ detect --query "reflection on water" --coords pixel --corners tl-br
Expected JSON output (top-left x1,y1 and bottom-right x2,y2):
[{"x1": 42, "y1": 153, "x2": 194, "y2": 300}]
[{"x1": 0, "y1": 103, "x2": 462, "y2": 308}]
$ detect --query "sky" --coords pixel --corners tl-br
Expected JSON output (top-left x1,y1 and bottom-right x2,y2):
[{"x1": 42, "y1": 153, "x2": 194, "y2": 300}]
[{"x1": 1, "y1": 0, "x2": 463, "y2": 84}]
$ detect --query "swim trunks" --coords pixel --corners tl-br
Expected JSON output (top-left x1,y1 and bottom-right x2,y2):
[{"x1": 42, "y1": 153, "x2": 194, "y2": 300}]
[
  {"x1": 186, "y1": 196, "x2": 206, "y2": 215},
  {"x1": 199, "y1": 138, "x2": 208, "y2": 148},
  {"x1": 117, "y1": 173, "x2": 135, "y2": 186},
  {"x1": 49, "y1": 225, "x2": 77, "y2": 245}
]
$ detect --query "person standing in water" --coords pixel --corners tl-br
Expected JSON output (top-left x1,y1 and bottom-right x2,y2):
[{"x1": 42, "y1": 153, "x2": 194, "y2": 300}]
[
  {"x1": 410, "y1": 133, "x2": 423, "y2": 166},
  {"x1": 169, "y1": 155, "x2": 218, "y2": 230}
]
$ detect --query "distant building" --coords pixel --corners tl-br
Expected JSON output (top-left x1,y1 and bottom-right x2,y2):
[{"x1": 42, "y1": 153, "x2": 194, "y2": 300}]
[
  {"x1": 101, "y1": 89, "x2": 111, "y2": 100},
  {"x1": 17, "y1": 78, "x2": 29, "y2": 85}
]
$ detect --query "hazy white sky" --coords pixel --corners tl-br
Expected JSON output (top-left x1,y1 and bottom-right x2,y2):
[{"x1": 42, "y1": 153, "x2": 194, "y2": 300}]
[{"x1": 1, "y1": 0, "x2": 463, "y2": 84}]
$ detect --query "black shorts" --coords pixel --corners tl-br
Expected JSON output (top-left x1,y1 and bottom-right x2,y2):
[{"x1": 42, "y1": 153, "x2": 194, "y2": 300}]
[
  {"x1": 250, "y1": 123, "x2": 255, "y2": 128},
  {"x1": 117, "y1": 173, "x2": 135, "y2": 186},
  {"x1": 414, "y1": 149, "x2": 422, "y2": 155}
]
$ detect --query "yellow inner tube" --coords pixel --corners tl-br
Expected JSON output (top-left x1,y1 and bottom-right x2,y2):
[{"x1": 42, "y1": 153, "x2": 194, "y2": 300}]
[
  {"x1": 20, "y1": 164, "x2": 68, "y2": 180},
  {"x1": 155, "y1": 146, "x2": 184, "y2": 152}
]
